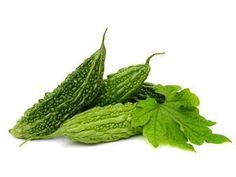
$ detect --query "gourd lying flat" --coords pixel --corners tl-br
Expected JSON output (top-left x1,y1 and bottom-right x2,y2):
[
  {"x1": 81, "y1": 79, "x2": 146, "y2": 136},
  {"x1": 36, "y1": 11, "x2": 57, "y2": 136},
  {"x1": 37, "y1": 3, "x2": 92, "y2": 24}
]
[
  {"x1": 9, "y1": 30, "x2": 107, "y2": 139},
  {"x1": 40, "y1": 103, "x2": 142, "y2": 144}
]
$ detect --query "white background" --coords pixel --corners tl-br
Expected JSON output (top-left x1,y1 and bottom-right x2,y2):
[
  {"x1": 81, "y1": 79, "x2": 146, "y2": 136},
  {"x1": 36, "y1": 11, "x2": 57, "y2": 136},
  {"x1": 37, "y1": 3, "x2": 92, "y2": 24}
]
[{"x1": 0, "y1": 0, "x2": 235, "y2": 176}]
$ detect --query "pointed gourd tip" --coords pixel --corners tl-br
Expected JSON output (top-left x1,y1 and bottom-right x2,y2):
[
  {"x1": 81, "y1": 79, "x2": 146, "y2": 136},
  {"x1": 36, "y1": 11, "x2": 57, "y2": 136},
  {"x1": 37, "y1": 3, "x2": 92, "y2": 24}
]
[
  {"x1": 225, "y1": 137, "x2": 232, "y2": 143},
  {"x1": 145, "y1": 52, "x2": 165, "y2": 65},
  {"x1": 101, "y1": 28, "x2": 108, "y2": 47},
  {"x1": 9, "y1": 128, "x2": 16, "y2": 136}
]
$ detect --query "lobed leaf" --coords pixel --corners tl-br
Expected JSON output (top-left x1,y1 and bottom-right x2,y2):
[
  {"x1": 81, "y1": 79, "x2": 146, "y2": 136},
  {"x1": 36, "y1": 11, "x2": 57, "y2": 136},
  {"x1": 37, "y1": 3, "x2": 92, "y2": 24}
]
[{"x1": 132, "y1": 84, "x2": 231, "y2": 151}]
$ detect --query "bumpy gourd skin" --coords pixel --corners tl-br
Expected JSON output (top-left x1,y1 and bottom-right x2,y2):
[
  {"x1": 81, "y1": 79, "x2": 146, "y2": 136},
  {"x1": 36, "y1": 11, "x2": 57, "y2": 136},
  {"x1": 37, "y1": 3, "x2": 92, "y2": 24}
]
[
  {"x1": 91, "y1": 53, "x2": 164, "y2": 107},
  {"x1": 43, "y1": 103, "x2": 142, "y2": 144},
  {"x1": 9, "y1": 30, "x2": 107, "y2": 139}
]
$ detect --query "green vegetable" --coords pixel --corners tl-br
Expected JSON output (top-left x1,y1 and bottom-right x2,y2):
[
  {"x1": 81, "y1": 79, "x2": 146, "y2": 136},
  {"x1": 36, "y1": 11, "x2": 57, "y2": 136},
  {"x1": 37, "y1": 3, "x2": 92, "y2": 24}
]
[
  {"x1": 91, "y1": 53, "x2": 165, "y2": 107},
  {"x1": 37, "y1": 103, "x2": 141, "y2": 144},
  {"x1": 9, "y1": 29, "x2": 230, "y2": 151},
  {"x1": 131, "y1": 84, "x2": 231, "y2": 151},
  {"x1": 9, "y1": 29, "x2": 107, "y2": 139}
]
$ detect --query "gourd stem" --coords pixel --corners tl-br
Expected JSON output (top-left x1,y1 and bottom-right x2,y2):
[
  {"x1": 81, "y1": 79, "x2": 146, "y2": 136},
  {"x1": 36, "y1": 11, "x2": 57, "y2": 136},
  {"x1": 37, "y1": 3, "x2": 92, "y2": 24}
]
[
  {"x1": 146, "y1": 52, "x2": 165, "y2": 65},
  {"x1": 101, "y1": 28, "x2": 108, "y2": 48}
]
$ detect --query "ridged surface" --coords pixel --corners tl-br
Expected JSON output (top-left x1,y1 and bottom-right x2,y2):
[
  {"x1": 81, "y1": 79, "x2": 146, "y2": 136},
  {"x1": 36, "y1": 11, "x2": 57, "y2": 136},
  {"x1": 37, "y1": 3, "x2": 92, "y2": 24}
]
[
  {"x1": 95, "y1": 64, "x2": 149, "y2": 106},
  {"x1": 91, "y1": 57, "x2": 155, "y2": 107},
  {"x1": 52, "y1": 103, "x2": 142, "y2": 144},
  {"x1": 91, "y1": 53, "x2": 164, "y2": 107},
  {"x1": 10, "y1": 32, "x2": 107, "y2": 139}
]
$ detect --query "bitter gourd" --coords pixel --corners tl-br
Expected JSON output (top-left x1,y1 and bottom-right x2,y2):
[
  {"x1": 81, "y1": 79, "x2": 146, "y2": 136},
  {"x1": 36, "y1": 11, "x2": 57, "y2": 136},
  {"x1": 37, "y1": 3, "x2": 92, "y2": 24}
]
[
  {"x1": 91, "y1": 52, "x2": 165, "y2": 107},
  {"x1": 10, "y1": 29, "x2": 107, "y2": 139},
  {"x1": 38, "y1": 103, "x2": 142, "y2": 144}
]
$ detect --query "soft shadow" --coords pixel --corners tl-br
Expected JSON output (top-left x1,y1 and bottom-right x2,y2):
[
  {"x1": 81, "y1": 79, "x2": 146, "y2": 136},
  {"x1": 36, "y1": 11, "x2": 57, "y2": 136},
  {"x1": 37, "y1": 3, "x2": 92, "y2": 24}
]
[{"x1": 46, "y1": 136, "x2": 142, "y2": 148}]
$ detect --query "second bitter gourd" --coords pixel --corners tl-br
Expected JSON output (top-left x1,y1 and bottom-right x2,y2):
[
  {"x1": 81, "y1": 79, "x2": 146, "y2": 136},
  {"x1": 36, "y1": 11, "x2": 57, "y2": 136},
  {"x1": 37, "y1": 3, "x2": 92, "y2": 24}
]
[{"x1": 91, "y1": 52, "x2": 165, "y2": 107}]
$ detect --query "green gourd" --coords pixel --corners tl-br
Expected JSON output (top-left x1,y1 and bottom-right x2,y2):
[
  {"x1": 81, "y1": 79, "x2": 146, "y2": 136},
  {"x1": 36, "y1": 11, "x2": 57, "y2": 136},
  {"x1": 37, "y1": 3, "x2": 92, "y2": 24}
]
[
  {"x1": 91, "y1": 52, "x2": 165, "y2": 107},
  {"x1": 10, "y1": 29, "x2": 107, "y2": 139},
  {"x1": 36, "y1": 103, "x2": 142, "y2": 144}
]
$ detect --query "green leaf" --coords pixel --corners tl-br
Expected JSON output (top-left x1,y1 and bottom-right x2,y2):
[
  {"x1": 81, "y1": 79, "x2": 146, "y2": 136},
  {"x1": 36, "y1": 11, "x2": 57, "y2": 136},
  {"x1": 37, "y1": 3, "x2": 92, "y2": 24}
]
[
  {"x1": 205, "y1": 134, "x2": 232, "y2": 144},
  {"x1": 155, "y1": 84, "x2": 200, "y2": 107},
  {"x1": 143, "y1": 110, "x2": 166, "y2": 147},
  {"x1": 132, "y1": 85, "x2": 231, "y2": 151},
  {"x1": 132, "y1": 98, "x2": 158, "y2": 127}
]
